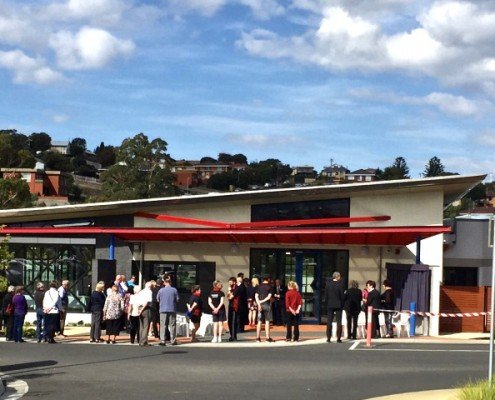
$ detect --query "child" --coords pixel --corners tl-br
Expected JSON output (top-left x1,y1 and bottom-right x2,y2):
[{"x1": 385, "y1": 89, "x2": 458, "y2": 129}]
[
  {"x1": 208, "y1": 280, "x2": 226, "y2": 343},
  {"x1": 285, "y1": 281, "x2": 303, "y2": 342}
]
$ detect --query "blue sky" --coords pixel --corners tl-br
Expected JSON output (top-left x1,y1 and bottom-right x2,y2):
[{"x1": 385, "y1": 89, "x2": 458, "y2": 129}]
[{"x1": 1, "y1": 0, "x2": 495, "y2": 178}]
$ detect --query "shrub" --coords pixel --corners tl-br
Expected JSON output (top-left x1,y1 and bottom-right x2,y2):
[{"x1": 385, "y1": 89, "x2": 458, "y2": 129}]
[
  {"x1": 24, "y1": 321, "x2": 31, "y2": 327},
  {"x1": 23, "y1": 328, "x2": 36, "y2": 338},
  {"x1": 77, "y1": 320, "x2": 84, "y2": 326},
  {"x1": 458, "y1": 379, "x2": 495, "y2": 400}
]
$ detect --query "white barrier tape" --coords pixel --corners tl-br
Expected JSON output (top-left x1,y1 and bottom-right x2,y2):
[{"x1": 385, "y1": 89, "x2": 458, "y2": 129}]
[{"x1": 373, "y1": 308, "x2": 492, "y2": 318}]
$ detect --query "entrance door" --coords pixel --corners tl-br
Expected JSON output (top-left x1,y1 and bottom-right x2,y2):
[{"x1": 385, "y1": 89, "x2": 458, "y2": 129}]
[{"x1": 295, "y1": 252, "x2": 320, "y2": 323}]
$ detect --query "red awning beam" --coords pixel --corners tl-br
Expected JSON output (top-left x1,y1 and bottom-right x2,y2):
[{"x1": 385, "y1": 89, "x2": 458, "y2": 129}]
[
  {"x1": 134, "y1": 212, "x2": 390, "y2": 229},
  {"x1": 0, "y1": 225, "x2": 451, "y2": 247}
]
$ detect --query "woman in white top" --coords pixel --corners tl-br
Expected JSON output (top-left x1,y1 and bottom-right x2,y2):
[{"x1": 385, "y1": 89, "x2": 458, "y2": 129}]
[
  {"x1": 43, "y1": 281, "x2": 62, "y2": 344},
  {"x1": 127, "y1": 286, "x2": 141, "y2": 344}
]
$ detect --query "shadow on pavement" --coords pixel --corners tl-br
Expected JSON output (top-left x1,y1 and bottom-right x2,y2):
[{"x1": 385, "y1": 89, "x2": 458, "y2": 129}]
[{"x1": 0, "y1": 360, "x2": 58, "y2": 372}]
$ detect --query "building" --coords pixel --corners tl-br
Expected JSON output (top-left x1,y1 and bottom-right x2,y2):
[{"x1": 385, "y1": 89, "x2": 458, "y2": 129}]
[
  {"x1": 1, "y1": 168, "x2": 69, "y2": 200},
  {"x1": 347, "y1": 168, "x2": 377, "y2": 183},
  {"x1": 321, "y1": 165, "x2": 349, "y2": 184},
  {"x1": 0, "y1": 174, "x2": 484, "y2": 335},
  {"x1": 50, "y1": 141, "x2": 70, "y2": 155}
]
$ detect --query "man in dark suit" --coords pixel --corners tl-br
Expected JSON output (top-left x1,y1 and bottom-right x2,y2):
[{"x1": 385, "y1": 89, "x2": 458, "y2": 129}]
[
  {"x1": 365, "y1": 280, "x2": 382, "y2": 338},
  {"x1": 324, "y1": 271, "x2": 345, "y2": 343}
]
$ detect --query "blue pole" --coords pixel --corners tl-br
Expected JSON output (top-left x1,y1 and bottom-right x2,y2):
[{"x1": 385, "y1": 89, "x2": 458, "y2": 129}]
[
  {"x1": 109, "y1": 234, "x2": 115, "y2": 261},
  {"x1": 410, "y1": 302, "x2": 416, "y2": 337}
]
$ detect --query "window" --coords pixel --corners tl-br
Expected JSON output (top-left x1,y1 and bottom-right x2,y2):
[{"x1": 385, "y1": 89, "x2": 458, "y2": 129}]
[{"x1": 251, "y1": 198, "x2": 350, "y2": 226}]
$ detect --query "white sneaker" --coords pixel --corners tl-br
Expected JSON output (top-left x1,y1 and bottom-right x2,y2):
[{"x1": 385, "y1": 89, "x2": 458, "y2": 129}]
[
  {"x1": 217, "y1": 336, "x2": 222, "y2": 343},
  {"x1": 211, "y1": 337, "x2": 218, "y2": 343}
]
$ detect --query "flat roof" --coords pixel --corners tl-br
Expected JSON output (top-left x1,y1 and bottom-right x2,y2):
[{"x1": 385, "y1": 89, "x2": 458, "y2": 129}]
[{"x1": 0, "y1": 174, "x2": 485, "y2": 224}]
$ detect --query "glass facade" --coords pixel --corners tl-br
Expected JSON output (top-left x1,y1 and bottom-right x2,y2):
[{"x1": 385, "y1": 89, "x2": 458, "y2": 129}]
[
  {"x1": 8, "y1": 243, "x2": 94, "y2": 312},
  {"x1": 250, "y1": 248, "x2": 349, "y2": 323}
]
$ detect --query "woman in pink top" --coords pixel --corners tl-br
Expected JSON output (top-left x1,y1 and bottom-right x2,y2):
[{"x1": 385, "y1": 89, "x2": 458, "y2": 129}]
[{"x1": 285, "y1": 281, "x2": 303, "y2": 342}]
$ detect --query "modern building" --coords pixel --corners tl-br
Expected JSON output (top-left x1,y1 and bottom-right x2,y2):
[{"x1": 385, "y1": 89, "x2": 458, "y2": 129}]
[{"x1": 0, "y1": 174, "x2": 485, "y2": 335}]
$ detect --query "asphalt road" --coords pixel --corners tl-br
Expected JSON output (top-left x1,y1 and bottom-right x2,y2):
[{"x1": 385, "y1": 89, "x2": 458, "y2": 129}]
[{"x1": 0, "y1": 341, "x2": 488, "y2": 400}]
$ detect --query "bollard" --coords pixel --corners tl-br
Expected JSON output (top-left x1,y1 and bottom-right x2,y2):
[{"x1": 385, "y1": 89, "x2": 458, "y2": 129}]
[
  {"x1": 366, "y1": 306, "x2": 373, "y2": 347},
  {"x1": 410, "y1": 302, "x2": 416, "y2": 337}
]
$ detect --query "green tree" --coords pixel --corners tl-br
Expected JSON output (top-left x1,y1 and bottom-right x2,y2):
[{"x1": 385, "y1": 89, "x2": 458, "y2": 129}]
[
  {"x1": 99, "y1": 133, "x2": 177, "y2": 200},
  {"x1": 207, "y1": 171, "x2": 237, "y2": 191},
  {"x1": 380, "y1": 156, "x2": 410, "y2": 180},
  {"x1": 42, "y1": 151, "x2": 73, "y2": 172},
  {"x1": 17, "y1": 149, "x2": 35, "y2": 168},
  {"x1": 69, "y1": 138, "x2": 87, "y2": 157},
  {"x1": 29, "y1": 132, "x2": 52, "y2": 154},
  {"x1": 200, "y1": 156, "x2": 217, "y2": 164},
  {"x1": 232, "y1": 154, "x2": 248, "y2": 164},
  {"x1": 0, "y1": 177, "x2": 34, "y2": 209},
  {"x1": 423, "y1": 156, "x2": 445, "y2": 177},
  {"x1": 94, "y1": 142, "x2": 116, "y2": 167},
  {"x1": 0, "y1": 231, "x2": 14, "y2": 293},
  {"x1": 218, "y1": 153, "x2": 233, "y2": 164},
  {"x1": 0, "y1": 133, "x2": 18, "y2": 167}
]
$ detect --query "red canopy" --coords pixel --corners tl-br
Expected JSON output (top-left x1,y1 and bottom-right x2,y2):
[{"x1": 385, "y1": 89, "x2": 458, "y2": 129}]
[{"x1": 1, "y1": 225, "x2": 450, "y2": 246}]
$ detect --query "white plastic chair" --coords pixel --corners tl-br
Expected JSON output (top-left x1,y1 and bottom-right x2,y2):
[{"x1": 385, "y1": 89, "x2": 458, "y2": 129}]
[
  {"x1": 392, "y1": 312, "x2": 410, "y2": 337},
  {"x1": 378, "y1": 313, "x2": 387, "y2": 337},
  {"x1": 196, "y1": 313, "x2": 213, "y2": 337}
]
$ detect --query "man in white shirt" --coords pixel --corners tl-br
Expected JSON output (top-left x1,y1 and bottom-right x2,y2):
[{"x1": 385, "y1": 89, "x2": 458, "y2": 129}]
[
  {"x1": 138, "y1": 281, "x2": 153, "y2": 346},
  {"x1": 43, "y1": 281, "x2": 62, "y2": 343}
]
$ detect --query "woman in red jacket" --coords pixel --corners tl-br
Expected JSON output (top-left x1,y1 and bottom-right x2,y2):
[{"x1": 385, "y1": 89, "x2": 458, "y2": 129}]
[{"x1": 285, "y1": 281, "x2": 303, "y2": 342}]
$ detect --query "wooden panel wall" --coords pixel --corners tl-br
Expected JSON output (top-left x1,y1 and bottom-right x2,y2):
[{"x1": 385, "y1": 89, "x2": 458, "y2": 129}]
[{"x1": 440, "y1": 286, "x2": 487, "y2": 333}]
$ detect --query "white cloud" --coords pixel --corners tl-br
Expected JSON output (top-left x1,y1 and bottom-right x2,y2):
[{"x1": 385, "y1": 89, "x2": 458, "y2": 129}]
[
  {"x1": 50, "y1": 26, "x2": 135, "y2": 70},
  {"x1": 473, "y1": 130, "x2": 495, "y2": 147},
  {"x1": 239, "y1": 0, "x2": 285, "y2": 20},
  {"x1": 349, "y1": 87, "x2": 486, "y2": 117},
  {"x1": 239, "y1": 1, "x2": 495, "y2": 92},
  {"x1": 53, "y1": 114, "x2": 70, "y2": 123},
  {"x1": 226, "y1": 133, "x2": 300, "y2": 147},
  {"x1": 42, "y1": 0, "x2": 130, "y2": 26},
  {"x1": 0, "y1": 50, "x2": 64, "y2": 84},
  {"x1": 165, "y1": 0, "x2": 228, "y2": 17}
]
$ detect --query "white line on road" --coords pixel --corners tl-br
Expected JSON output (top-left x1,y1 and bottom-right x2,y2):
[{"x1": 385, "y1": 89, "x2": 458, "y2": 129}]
[
  {"x1": 0, "y1": 375, "x2": 29, "y2": 399},
  {"x1": 349, "y1": 341, "x2": 360, "y2": 350},
  {"x1": 354, "y1": 347, "x2": 488, "y2": 353}
]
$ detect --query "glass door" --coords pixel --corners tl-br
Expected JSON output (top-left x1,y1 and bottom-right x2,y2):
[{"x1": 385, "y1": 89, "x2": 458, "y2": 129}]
[{"x1": 296, "y1": 252, "x2": 320, "y2": 323}]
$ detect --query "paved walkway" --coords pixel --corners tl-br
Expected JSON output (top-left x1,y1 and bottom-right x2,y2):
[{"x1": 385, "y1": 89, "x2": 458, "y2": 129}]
[{"x1": 365, "y1": 389, "x2": 460, "y2": 400}]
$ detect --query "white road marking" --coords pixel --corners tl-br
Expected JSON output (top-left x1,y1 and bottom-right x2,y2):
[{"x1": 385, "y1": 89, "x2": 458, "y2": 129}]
[
  {"x1": 349, "y1": 341, "x2": 360, "y2": 350},
  {"x1": 0, "y1": 375, "x2": 29, "y2": 399}
]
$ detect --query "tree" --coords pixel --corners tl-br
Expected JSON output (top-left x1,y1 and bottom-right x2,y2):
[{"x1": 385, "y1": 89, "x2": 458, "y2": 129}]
[
  {"x1": 94, "y1": 142, "x2": 116, "y2": 167},
  {"x1": 207, "y1": 171, "x2": 237, "y2": 191},
  {"x1": 200, "y1": 156, "x2": 217, "y2": 164},
  {"x1": 69, "y1": 138, "x2": 87, "y2": 157},
  {"x1": 99, "y1": 133, "x2": 177, "y2": 201},
  {"x1": 232, "y1": 154, "x2": 248, "y2": 164},
  {"x1": 0, "y1": 177, "x2": 34, "y2": 209},
  {"x1": 218, "y1": 153, "x2": 233, "y2": 164},
  {"x1": 42, "y1": 151, "x2": 73, "y2": 172},
  {"x1": 380, "y1": 156, "x2": 410, "y2": 180},
  {"x1": 17, "y1": 149, "x2": 35, "y2": 168},
  {"x1": 423, "y1": 156, "x2": 445, "y2": 177},
  {"x1": 29, "y1": 132, "x2": 52, "y2": 154},
  {"x1": 0, "y1": 231, "x2": 14, "y2": 293}
]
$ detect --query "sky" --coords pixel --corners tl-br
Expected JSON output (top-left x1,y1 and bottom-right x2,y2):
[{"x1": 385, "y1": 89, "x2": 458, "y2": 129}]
[{"x1": 1, "y1": 0, "x2": 495, "y2": 178}]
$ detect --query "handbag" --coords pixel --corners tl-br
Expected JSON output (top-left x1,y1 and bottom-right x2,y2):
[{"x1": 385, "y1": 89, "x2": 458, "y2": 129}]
[{"x1": 5, "y1": 303, "x2": 13, "y2": 315}]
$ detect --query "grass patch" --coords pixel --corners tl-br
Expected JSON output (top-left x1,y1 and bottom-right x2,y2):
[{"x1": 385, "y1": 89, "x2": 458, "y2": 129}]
[{"x1": 458, "y1": 379, "x2": 495, "y2": 400}]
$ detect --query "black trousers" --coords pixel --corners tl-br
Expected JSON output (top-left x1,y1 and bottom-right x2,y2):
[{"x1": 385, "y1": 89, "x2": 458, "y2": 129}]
[
  {"x1": 129, "y1": 316, "x2": 140, "y2": 343},
  {"x1": 326, "y1": 308, "x2": 343, "y2": 341},
  {"x1": 228, "y1": 307, "x2": 238, "y2": 340},
  {"x1": 286, "y1": 313, "x2": 300, "y2": 341},
  {"x1": 346, "y1": 312, "x2": 359, "y2": 339}
]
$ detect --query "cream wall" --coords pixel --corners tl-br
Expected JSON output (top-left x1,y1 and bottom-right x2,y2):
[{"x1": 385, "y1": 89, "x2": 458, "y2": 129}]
[{"x1": 135, "y1": 203, "x2": 251, "y2": 228}]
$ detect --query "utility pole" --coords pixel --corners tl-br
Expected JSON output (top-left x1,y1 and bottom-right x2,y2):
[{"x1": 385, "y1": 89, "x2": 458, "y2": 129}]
[{"x1": 329, "y1": 158, "x2": 334, "y2": 185}]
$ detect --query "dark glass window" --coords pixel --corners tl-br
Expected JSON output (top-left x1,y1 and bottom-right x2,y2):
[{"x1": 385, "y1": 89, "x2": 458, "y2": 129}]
[
  {"x1": 8, "y1": 243, "x2": 94, "y2": 312},
  {"x1": 251, "y1": 198, "x2": 350, "y2": 225},
  {"x1": 443, "y1": 267, "x2": 478, "y2": 286}
]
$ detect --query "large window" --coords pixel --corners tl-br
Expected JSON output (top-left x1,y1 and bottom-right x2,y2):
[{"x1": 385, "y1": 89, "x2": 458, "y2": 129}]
[
  {"x1": 251, "y1": 198, "x2": 350, "y2": 225},
  {"x1": 8, "y1": 243, "x2": 94, "y2": 312}
]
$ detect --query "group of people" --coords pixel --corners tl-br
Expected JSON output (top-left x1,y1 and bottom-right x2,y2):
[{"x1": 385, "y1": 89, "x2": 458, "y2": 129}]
[
  {"x1": 1, "y1": 280, "x2": 70, "y2": 344},
  {"x1": 2, "y1": 272, "x2": 395, "y2": 345},
  {"x1": 325, "y1": 272, "x2": 395, "y2": 343}
]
